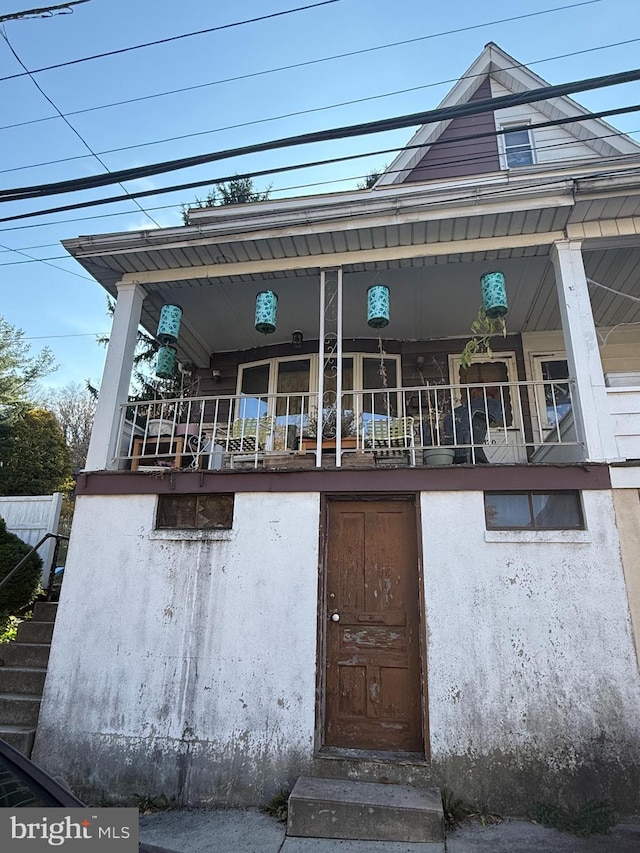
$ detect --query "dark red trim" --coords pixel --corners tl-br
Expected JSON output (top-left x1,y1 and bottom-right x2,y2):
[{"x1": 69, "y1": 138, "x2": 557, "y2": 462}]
[{"x1": 75, "y1": 464, "x2": 611, "y2": 496}]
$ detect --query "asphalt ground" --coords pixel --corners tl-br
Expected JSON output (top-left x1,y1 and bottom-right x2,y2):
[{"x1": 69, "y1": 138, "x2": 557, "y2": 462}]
[{"x1": 139, "y1": 808, "x2": 640, "y2": 853}]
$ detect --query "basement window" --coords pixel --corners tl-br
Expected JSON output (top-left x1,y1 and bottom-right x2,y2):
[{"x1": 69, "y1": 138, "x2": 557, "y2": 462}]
[
  {"x1": 156, "y1": 494, "x2": 234, "y2": 530},
  {"x1": 484, "y1": 491, "x2": 583, "y2": 530}
]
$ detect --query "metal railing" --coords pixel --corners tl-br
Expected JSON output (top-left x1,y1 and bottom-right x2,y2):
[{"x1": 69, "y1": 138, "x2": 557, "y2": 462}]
[
  {"x1": 0, "y1": 532, "x2": 69, "y2": 601},
  {"x1": 116, "y1": 379, "x2": 580, "y2": 470}
]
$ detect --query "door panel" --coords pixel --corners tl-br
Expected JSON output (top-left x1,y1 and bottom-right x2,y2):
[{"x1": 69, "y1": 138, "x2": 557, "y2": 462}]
[{"x1": 325, "y1": 499, "x2": 423, "y2": 752}]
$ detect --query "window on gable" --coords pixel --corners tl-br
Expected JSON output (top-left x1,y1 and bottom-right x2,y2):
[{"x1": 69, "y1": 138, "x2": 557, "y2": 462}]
[
  {"x1": 156, "y1": 494, "x2": 234, "y2": 529},
  {"x1": 501, "y1": 126, "x2": 535, "y2": 168},
  {"x1": 484, "y1": 491, "x2": 583, "y2": 530}
]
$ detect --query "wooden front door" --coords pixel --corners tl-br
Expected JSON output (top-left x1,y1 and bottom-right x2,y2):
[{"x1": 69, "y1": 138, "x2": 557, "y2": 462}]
[{"x1": 324, "y1": 499, "x2": 424, "y2": 753}]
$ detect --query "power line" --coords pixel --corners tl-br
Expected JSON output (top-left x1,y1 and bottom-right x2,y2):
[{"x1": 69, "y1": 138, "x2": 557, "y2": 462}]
[
  {"x1": 1, "y1": 114, "x2": 640, "y2": 239},
  {"x1": 0, "y1": 1, "x2": 90, "y2": 23},
  {"x1": 0, "y1": 239, "x2": 95, "y2": 278},
  {"x1": 0, "y1": 27, "x2": 161, "y2": 228},
  {"x1": 0, "y1": 1, "x2": 607, "y2": 135},
  {"x1": 0, "y1": 0, "x2": 344, "y2": 83},
  {"x1": 3, "y1": 36, "x2": 640, "y2": 180},
  {"x1": 3, "y1": 65, "x2": 640, "y2": 205}
]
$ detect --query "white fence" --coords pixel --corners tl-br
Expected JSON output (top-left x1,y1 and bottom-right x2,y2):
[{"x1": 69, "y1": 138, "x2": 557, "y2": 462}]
[{"x1": 0, "y1": 493, "x2": 63, "y2": 584}]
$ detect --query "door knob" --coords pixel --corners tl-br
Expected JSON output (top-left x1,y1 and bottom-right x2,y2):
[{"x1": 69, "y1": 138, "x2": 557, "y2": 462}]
[{"x1": 331, "y1": 613, "x2": 340, "y2": 622}]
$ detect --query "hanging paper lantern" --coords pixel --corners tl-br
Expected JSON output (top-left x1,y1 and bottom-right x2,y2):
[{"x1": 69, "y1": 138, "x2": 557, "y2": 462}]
[
  {"x1": 157, "y1": 304, "x2": 183, "y2": 343},
  {"x1": 367, "y1": 284, "x2": 390, "y2": 329},
  {"x1": 156, "y1": 345, "x2": 178, "y2": 379},
  {"x1": 255, "y1": 290, "x2": 278, "y2": 334},
  {"x1": 481, "y1": 272, "x2": 508, "y2": 319}
]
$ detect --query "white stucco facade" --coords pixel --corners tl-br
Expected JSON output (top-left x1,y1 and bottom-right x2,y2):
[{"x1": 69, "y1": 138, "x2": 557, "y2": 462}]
[
  {"x1": 421, "y1": 491, "x2": 640, "y2": 771},
  {"x1": 34, "y1": 491, "x2": 321, "y2": 804},
  {"x1": 34, "y1": 486, "x2": 640, "y2": 809}
]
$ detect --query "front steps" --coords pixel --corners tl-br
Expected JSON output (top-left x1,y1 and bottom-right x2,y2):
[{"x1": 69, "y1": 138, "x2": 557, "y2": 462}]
[
  {"x1": 0, "y1": 601, "x2": 56, "y2": 755},
  {"x1": 287, "y1": 776, "x2": 444, "y2": 843}
]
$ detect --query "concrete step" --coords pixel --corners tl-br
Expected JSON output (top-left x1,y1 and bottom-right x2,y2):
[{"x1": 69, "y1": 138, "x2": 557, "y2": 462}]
[
  {"x1": 312, "y1": 751, "x2": 435, "y2": 787},
  {"x1": 0, "y1": 693, "x2": 41, "y2": 727},
  {"x1": 32, "y1": 602, "x2": 58, "y2": 622},
  {"x1": 15, "y1": 621, "x2": 54, "y2": 644},
  {"x1": 287, "y1": 776, "x2": 444, "y2": 843},
  {"x1": 0, "y1": 725, "x2": 36, "y2": 754},
  {"x1": 0, "y1": 642, "x2": 51, "y2": 669},
  {"x1": 0, "y1": 667, "x2": 47, "y2": 695}
]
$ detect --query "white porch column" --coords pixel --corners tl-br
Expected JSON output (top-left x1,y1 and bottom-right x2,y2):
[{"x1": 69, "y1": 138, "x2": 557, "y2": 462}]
[
  {"x1": 85, "y1": 282, "x2": 145, "y2": 471},
  {"x1": 550, "y1": 240, "x2": 619, "y2": 461}
]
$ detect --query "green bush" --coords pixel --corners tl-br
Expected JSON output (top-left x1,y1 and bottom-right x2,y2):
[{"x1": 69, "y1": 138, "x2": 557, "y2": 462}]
[{"x1": 0, "y1": 517, "x2": 42, "y2": 632}]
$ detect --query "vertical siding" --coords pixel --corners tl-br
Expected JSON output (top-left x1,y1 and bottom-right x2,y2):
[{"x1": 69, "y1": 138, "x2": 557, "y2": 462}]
[{"x1": 404, "y1": 76, "x2": 500, "y2": 183}]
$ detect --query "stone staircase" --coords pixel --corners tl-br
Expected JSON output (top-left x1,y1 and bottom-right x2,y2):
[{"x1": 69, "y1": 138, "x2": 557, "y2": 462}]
[
  {"x1": 287, "y1": 755, "x2": 444, "y2": 844},
  {"x1": 0, "y1": 601, "x2": 56, "y2": 756}
]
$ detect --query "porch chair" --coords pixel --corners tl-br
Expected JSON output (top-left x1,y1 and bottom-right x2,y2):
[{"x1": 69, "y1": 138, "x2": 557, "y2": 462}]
[
  {"x1": 216, "y1": 416, "x2": 274, "y2": 465},
  {"x1": 364, "y1": 416, "x2": 416, "y2": 466}
]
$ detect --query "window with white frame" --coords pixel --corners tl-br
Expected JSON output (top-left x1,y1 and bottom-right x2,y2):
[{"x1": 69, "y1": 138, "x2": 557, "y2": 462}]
[
  {"x1": 500, "y1": 124, "x2": 535, "y2": 168},
  {"x1": 530, "y1": 354, "x2": 571, "y2": 428},
  {"x1": 236, "y1": 353, "x2": 402, "y2": 438}
]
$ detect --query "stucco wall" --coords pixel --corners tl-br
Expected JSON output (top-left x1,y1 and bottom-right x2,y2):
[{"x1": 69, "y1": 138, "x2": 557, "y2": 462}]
[
  {"x1": 34, "y1": 488, "x2": 640, "y2": 811},
  {"x1": 421, "y1": 489, "x2": 640, "y2": 809},
  {"x1": 33, "y1": 492, "x2": 320, "y2": 806}
]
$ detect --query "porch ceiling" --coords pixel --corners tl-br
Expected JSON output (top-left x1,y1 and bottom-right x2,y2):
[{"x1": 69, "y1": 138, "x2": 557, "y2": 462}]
[{"x1": 64, "y1": 180, "x2": 640, "y2": 368}]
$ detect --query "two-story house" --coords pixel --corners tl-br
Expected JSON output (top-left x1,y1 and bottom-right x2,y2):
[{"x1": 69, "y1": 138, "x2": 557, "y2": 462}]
[{"x1": 33, "y1": 43, "x2": 640, "y2": 814}]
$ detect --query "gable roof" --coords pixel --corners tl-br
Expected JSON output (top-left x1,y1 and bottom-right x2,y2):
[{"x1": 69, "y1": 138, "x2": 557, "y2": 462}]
[{"x1": 377, "y1": 43, "x2": 640, "y2": 186}]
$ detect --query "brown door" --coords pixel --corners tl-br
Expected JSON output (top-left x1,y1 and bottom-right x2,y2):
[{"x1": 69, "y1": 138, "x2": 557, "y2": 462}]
[{"x1": 324, "y1": 499, "x2": 424, "y2": 752}]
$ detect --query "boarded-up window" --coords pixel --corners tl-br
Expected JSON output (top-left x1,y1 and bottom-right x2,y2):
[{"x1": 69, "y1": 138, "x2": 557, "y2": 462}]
[
  {"x1": 156, "y1": 494, "x2": 234, "y2": 529},
  {"x1": 484, "y1": 491, "x2": 583, "y2": 530}
]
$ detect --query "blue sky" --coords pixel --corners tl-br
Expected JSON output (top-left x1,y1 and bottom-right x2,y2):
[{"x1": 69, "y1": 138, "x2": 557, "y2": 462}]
[{"x1": 1, "y1": 0, "x2": 639, "y2": 389}]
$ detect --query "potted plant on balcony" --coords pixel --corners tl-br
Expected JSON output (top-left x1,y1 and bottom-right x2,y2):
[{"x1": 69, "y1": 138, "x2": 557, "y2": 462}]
[{"x1": 304, "y1": 404, "x2": 357, "y2": 448}]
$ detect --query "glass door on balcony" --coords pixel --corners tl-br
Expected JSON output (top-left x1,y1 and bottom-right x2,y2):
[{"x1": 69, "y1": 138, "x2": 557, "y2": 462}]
[
  {"x1": 237, "y1": 357, "x2": 312, "y2": 449},
  {"x1": 448, "y1": 353, "x2": 526, "y2": 463},
  {"x1": 535, "y1": 357, "x2": 571, "y2": 427}
]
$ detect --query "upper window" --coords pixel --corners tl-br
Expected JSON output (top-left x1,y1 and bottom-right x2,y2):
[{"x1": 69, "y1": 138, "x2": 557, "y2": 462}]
[
  {"x1": 484, "y1": 491, "x2": 583, "y2": 530},
  {"x1": 500, "y1": 125, "x2": 535, "y2": 168}
]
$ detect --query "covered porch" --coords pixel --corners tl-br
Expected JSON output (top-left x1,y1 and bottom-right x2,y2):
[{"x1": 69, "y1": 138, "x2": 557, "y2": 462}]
[{"x1": 65, "y1": 173, "x2": 640, "y2": 474}]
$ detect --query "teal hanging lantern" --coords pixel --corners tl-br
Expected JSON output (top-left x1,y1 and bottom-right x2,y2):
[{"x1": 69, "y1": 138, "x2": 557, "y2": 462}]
[
  {"x1": 157, "y1": 304, "x2": 183, "y2": 343},
  {"x1": 481, "y1": 272, "x2": 508, "y2": 319},
  {"x1": 367, "y1": 284, "x2": 390, "y2": 329},
  {"x1": 255, "y1": 290, "x2": 278, "y2": 334},
  {"x1": 156, "y1": 345, "x2": 178, "y2": 379}
]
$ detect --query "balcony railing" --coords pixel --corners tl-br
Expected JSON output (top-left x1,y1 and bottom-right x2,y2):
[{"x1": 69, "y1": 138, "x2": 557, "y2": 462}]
[{"x1": 115, "y1": 379, "x2": 580, "y2": 470}]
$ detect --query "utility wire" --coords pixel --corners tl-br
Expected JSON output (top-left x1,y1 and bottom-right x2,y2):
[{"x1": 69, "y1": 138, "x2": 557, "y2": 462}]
[
  {"x1": 0, "y1": 27, "x2": 161, "y2": 227},
  {"x1": 2, "y1": 102, "x2": 640, "y2": 236},
  {"x1": 3, "y1": 93, "x2": 639, "y2": 186},
  {"x1": 0, "y1": 239, "x2": 94, "y2": 278},
  {"x1": 3, "y1": 65, "x2": 640, "y2": 204},
  {"x1": 0, "y1": 1, "x2": 89, "y2": 23},
  {"x1": 2, "y1": 118, "x2": 640, "y2": 233},
  {"x1": 0, "y1": 0, "x2": 608, "y2": 138},
  {"x1": 0, "y1": 0, "x2": 344, "y2": 83},
  {"x1": 3, "y1": 35, "x2": 640, "y2": 179}
]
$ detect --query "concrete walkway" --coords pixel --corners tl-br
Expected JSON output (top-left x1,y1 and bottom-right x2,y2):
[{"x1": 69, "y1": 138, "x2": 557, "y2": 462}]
[{"x1": 139, "y1": 808, "x2": 640, "y2": 852}]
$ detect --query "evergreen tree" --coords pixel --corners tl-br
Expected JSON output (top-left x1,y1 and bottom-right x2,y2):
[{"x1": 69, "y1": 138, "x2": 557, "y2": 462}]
[
  {"x1": 0, "y1": 408, "x2": 72, "y2": 496},
  {"x1": 181, "y1": 176, "x2": 271, "y2": 223},
  {"x1": 0, "y1": 517, "x2": 42, "y2": 633}
]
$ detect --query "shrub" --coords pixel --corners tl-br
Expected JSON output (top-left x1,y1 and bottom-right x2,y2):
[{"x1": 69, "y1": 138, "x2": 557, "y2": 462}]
[{"x1": 0, "y1": 517, "x2": 42, "y2": 632}]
